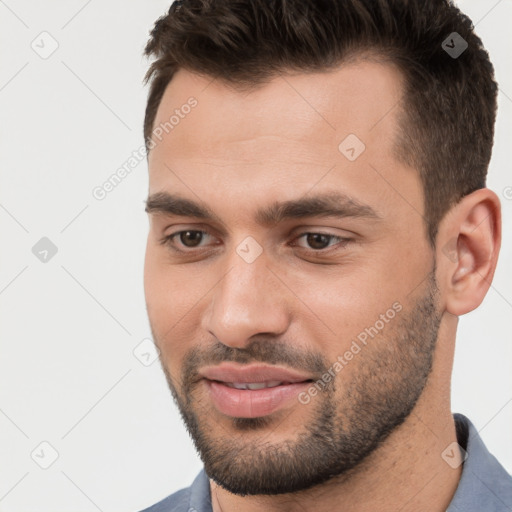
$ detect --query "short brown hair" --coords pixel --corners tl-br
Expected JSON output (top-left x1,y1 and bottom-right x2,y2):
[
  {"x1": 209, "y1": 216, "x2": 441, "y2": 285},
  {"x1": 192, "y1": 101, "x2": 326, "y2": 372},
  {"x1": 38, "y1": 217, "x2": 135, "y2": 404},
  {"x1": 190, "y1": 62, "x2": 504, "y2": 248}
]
[{"x1": 143, "y1": 0, "x2": 498, "y2": 245}]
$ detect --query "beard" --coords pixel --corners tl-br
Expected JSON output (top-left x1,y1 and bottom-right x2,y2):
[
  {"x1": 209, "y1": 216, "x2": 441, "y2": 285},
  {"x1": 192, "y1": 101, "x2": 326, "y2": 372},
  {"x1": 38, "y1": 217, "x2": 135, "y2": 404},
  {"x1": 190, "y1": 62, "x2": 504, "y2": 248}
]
[{"x1": 155, "y1": 267, "x2": 442, "y2": 496}]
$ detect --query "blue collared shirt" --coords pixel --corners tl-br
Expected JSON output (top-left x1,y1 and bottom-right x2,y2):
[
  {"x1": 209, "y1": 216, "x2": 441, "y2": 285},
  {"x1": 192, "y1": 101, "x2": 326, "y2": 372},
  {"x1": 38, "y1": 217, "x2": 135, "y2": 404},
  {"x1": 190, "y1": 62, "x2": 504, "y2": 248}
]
[{"x1": 141, "y1": 413, "x2": 512, "y2": 511}]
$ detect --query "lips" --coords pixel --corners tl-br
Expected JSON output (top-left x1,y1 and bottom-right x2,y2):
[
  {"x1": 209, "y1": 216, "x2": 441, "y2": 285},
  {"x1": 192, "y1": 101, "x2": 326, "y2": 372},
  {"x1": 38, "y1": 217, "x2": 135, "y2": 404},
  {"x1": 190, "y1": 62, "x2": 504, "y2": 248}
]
[
  {"x1": 199, "y1": 363, "x2": 313, "y2": 418},
  {"x1": 200, "y1": 363, "x2": 313, "y2": 384}
]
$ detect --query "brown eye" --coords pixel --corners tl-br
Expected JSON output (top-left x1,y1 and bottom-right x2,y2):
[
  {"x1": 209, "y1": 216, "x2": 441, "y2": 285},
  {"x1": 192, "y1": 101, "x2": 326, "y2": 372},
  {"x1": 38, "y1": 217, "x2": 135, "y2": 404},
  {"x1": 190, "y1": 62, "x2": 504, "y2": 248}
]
[
  {"x1": 305, "y1": 233, "x2": 332, "y2": 250},
  {"x1": 179, "y1": 230, "x2": 204, "y2": 247},
  {"x1": 160, "y1": 230, "x2": 214, "y2": 251},
  {"x1": 293, "y1": 232, "x2": 351, "y2": 253}
]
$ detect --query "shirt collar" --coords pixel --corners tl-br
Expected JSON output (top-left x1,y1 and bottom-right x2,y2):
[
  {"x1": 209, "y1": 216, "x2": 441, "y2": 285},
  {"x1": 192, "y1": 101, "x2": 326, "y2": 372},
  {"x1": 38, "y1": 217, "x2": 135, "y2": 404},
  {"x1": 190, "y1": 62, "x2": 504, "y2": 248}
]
[{"x1": 447, "y1": 412, "x2": 512, "y2": 511}]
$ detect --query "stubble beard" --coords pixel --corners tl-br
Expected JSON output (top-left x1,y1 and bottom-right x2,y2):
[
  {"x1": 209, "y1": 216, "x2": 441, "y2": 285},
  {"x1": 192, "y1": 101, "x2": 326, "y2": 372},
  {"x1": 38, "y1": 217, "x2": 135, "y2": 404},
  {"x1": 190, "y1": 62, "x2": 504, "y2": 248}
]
[{"x1": 156, "y1": 269, "x2": 441, "y2": 496}]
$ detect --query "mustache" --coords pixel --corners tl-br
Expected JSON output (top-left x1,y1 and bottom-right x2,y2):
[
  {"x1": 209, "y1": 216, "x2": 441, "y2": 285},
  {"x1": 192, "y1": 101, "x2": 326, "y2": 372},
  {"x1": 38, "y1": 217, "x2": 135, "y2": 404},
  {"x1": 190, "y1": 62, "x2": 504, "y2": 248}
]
[{"x1": 179, "y1": 338, "x2": 329, "y2": 386}]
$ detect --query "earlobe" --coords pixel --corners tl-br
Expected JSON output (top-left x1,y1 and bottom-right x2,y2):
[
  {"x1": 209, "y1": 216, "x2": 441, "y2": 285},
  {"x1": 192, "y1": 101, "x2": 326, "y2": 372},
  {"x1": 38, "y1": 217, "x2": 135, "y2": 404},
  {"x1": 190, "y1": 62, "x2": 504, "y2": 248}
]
[{"x1": 439, "y1": 189, "x2": 501, "y2": 317}]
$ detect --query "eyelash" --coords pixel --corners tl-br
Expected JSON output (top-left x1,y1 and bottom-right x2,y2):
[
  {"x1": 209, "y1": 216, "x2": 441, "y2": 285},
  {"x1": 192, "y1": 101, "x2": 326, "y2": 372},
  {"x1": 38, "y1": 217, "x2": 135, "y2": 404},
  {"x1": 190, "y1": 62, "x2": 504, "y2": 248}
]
[{"x1": 159, "y1": 230, "x2": 351, "y2": 254}]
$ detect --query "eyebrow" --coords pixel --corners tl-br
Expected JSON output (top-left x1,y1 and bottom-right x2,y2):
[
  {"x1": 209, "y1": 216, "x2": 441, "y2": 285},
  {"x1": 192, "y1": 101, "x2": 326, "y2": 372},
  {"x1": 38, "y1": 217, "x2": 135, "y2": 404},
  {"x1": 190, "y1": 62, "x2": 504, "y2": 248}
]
[{"x1": 144, "y1": 191, "x2": 382, "y2": 226}]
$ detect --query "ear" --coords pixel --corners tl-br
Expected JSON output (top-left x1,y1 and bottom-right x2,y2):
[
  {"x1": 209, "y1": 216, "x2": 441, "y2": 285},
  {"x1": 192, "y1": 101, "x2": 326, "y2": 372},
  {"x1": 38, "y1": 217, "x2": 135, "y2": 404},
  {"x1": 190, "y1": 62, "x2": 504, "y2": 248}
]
[{"x1": 436, "y1": 188, "x2": 501, "y2": 316}]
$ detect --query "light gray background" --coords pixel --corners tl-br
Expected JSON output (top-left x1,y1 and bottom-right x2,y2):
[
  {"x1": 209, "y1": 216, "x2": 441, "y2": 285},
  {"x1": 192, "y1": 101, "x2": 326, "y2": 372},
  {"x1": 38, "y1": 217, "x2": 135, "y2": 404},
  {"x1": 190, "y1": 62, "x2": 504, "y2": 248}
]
[{"x1": 0, "y1": 1, "x2": 510, "y2": 511}]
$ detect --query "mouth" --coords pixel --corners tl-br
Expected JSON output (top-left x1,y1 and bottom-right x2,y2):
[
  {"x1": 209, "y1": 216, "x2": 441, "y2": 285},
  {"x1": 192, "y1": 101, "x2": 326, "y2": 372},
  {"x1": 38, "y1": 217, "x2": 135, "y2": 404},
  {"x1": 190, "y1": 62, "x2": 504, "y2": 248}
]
[
  {"x1": 199, "y1": 364, "x2": 314, "y2": 418},
  {"x1": 221, "y1": 380, "x2": 297, "y2": 390}
]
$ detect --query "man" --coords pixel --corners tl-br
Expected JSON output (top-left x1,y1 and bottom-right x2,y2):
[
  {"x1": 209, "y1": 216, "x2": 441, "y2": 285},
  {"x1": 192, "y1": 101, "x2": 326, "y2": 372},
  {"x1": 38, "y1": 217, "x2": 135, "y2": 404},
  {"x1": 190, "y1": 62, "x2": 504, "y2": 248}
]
[{"x1": 140, "y1": 0, "x2": 512, "y2": 510}]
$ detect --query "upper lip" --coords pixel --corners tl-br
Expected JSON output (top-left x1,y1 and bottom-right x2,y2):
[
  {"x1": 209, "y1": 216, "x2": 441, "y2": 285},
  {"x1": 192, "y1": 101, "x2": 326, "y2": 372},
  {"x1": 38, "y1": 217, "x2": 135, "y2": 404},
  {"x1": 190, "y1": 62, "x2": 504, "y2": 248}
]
[{"x1": 199, "y1": 363, "x2": 313, "y2": 384}]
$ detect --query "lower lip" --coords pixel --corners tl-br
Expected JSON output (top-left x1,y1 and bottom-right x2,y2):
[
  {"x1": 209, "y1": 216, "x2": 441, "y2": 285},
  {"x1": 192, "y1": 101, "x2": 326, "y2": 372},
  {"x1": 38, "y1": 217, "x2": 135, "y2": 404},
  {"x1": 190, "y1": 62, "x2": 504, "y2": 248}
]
[{"x1": 205, "y1": 380, "x2": 311, "y2": 418}]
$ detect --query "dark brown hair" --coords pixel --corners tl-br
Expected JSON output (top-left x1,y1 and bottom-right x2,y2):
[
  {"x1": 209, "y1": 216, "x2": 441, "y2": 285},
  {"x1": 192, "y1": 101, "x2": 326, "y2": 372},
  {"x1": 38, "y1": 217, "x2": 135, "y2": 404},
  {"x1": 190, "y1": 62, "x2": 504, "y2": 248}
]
[{"x1": 143, "y1": 0, "x2": 498, "y2": 245}]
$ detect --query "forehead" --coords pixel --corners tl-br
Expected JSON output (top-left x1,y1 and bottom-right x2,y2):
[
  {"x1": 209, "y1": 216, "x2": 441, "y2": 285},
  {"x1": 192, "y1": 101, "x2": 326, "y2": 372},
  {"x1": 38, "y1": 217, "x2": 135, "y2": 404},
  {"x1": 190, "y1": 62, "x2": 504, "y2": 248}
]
[
  {"x1": 150, "y1": 60, "x2": 404, "y2": 162},
  {"x1": 147, "y1": 61, "x2": 423, "y2": 231}
]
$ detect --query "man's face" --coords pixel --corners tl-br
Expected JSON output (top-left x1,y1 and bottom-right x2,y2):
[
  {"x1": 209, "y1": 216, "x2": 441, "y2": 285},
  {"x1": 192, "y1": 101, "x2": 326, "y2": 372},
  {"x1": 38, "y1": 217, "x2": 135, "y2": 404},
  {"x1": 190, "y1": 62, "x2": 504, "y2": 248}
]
[{"x1": 144, "y1": 62, "x2": 442, "y2": 494}]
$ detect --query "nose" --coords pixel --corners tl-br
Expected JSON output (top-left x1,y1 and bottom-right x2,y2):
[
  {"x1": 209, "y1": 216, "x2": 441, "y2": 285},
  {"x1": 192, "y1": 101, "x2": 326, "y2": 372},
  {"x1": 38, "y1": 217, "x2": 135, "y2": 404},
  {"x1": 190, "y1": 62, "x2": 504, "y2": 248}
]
[{"x1": 201, "y1": 248, "x2": 290, "y2": 349}]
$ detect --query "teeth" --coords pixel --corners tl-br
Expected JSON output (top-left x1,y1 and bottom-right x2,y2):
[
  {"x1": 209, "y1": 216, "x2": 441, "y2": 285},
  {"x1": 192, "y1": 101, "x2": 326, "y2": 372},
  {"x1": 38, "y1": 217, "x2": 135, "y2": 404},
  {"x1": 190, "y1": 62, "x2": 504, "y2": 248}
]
[
  {"x1": 225, "y1": 381, "x2": 283, "y2": 390},
  {"x1": 264, "y1": 381, "x2": 283, "y2": 388}
]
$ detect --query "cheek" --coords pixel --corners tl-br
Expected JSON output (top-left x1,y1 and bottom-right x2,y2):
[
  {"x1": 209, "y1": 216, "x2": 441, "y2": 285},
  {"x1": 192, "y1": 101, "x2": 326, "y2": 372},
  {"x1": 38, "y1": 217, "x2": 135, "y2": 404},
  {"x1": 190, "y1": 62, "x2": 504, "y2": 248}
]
[
  {"x1": 309, "y1": 283, "x2": 385, "y2": 349},
  {"x1": 144, "y1": 246, "x2": 169, "y2": 323},
  {"x1": 144, "y1": 248, "x2": 205, "y2": 368},
  {"x1": 144, "y1": 243, "x2": 195, "y2": 318},
  {"x1": 300, "y1": 260, "x2": 410, "y2": 358}
]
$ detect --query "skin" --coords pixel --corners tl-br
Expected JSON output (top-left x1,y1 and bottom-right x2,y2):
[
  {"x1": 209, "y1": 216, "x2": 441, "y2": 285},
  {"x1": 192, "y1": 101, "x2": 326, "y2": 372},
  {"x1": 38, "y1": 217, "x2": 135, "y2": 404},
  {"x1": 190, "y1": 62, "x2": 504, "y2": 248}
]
[{"x1": 144, "y1": 61, "x2": 501, "y2": 512}]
